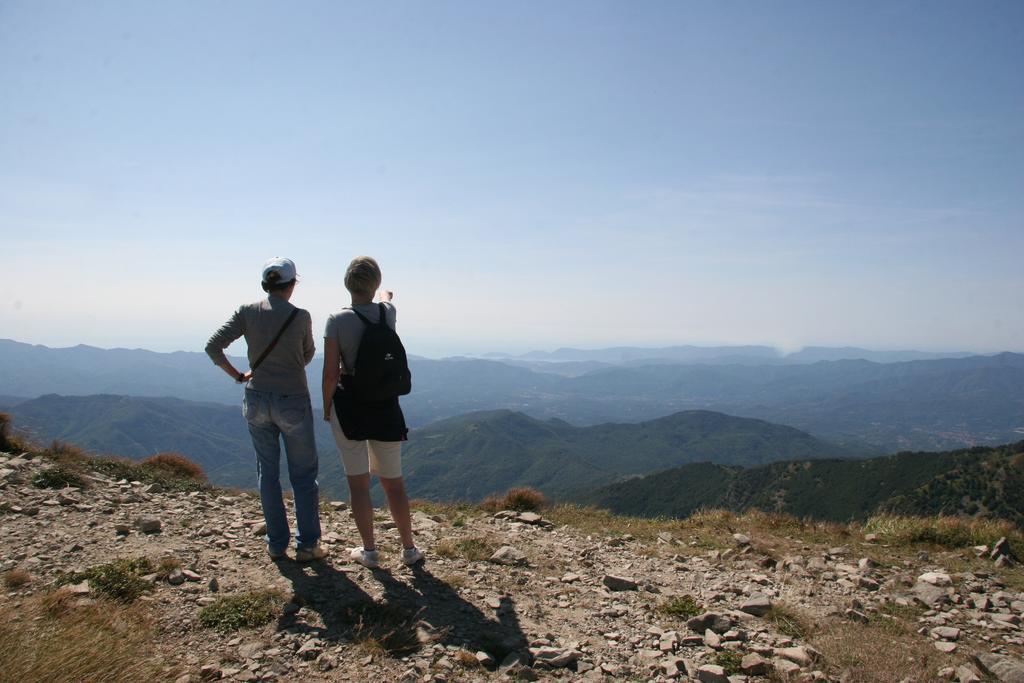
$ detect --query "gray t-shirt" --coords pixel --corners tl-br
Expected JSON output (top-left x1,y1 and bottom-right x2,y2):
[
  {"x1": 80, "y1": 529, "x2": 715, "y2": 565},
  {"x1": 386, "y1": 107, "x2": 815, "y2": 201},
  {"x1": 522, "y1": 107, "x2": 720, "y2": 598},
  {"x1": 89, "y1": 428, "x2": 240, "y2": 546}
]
[
  {"x1": 205, "y1": 295, "x2": 315, "y2": 394},
  {"x1": 324, "y1": 302, "x2": 397, "y2": 376}
]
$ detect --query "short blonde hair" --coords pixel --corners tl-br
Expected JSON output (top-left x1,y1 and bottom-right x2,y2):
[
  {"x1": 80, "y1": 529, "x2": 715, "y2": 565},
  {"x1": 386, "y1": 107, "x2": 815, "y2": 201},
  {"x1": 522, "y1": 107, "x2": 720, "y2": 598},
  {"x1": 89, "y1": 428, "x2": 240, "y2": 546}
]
[{"x1": 344, "y1": 256, "x2": 382, "y2": 297}]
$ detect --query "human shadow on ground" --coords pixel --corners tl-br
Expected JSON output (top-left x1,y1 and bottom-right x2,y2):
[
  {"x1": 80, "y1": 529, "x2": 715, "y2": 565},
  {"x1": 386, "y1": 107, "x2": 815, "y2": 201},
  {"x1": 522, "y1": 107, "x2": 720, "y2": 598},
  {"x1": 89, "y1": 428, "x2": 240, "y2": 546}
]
[
  {"x1": 273, "y1": 560, "x2": 528, "y2": 661},
  {"x1": 370, "y1": 564, "x2": 529, "y2": 661},
  {"x1": 273, "y1": 559, "x2": 376, "y2": 640}
]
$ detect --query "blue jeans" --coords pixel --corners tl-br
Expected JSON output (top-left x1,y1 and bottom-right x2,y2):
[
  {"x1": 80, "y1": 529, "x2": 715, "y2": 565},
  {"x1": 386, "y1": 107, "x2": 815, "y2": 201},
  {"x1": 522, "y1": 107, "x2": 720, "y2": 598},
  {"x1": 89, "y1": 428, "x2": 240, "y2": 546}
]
[{"x1": 243, "y1": 388, "x2": 321, "y2": 552}]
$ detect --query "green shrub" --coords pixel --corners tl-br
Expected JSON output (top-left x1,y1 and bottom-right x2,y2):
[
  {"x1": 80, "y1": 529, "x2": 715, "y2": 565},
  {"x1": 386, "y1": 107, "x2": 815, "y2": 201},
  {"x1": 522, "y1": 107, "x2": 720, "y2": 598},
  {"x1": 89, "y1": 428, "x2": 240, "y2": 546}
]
[
  {"x1": 657, "y1": 595, "x2": 702, "y2": 619},
  {"x1": 714, "y1": 650, "x2": 743, "y2": 674},
  {"x1": 56, "y1": 558, "x2": 154, "y2": 603},
  {"x1": 198, "y1": 591, "x2": 282, "y2": 632},
  {"x1": 32, "y1": 467, "x2": 86, "y2": 490}
]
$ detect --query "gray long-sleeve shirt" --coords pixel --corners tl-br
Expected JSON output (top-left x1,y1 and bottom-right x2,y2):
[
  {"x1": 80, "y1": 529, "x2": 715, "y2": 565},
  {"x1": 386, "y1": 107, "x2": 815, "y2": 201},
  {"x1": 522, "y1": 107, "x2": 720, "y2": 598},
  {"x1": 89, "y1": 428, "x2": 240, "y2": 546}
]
[{"x1": 205, "y1": 295, "x2": 315, "y2": 395}]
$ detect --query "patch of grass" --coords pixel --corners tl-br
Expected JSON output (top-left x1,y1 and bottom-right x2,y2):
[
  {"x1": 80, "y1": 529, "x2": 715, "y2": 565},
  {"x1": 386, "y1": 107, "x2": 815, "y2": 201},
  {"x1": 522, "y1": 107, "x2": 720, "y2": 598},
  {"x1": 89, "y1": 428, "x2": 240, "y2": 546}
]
[
  {"x1": 198, "y1": 591, "x2": 283, "y2": 632},
  {"x1": 0, "y1": 589, "x2": 167, "y2": 682},
  {"x1": 545, "y1": 505, "x2": 853, "y2": 551},
  {"x1": 436, "y1": 572, "x2": 468, "y2": 590},
  {"x1": 435, "y1": 537, "x2": 497, "y2": 562},
  {"x1": 55, "y1": 558, "x2": 154, "y2": 603},
  {"x1": 34, "y1": 441, "x2": 209, "y2": 493},
  {"x1": 714, "y1": 650, "x2": 743, "y2": 675},
  {"x1": 155, "y1": 556, "x2": 181, "y2": 580},
  {"x1": 139, "y1": 452, "x2": 206, "y2": 482},
  {"x1": 410, "y1": 499, "x2": 480, "y2": 522},
  {"x1": 31, "y1": 466, "x2": 86, "y2": 490},
  {"x1": 767, "y1": 603, "x2": 812, "y2": 639},
  {"x1": 656, "y1": 595, "x2": 702, "y2": 619},
  {"x1": 877, "y1": 601, "x2": 922, "y2": 621},
  {"x1": 863, "y1": 514, "x2": 1023, "y2": 550},
  {"x1": 3, "y1": 569, "x2": 31, "y2": 590},
  {"x1": 480, "y1": 487, "x2": 547, "y2": 513},
  {"x1": 341, "y1": 600, "x2": 422, "y2": 657},
  {"x1": 810, "y1": 617, "x2": 956, "y2": 682}
]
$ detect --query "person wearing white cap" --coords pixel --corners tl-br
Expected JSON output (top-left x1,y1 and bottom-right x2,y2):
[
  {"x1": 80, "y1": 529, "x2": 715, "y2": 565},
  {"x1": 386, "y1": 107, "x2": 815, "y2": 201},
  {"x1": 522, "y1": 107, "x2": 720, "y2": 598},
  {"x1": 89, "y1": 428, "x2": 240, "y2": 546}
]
[{"x1": 205, "y1": 257, "x2": 324, "y2": 562}]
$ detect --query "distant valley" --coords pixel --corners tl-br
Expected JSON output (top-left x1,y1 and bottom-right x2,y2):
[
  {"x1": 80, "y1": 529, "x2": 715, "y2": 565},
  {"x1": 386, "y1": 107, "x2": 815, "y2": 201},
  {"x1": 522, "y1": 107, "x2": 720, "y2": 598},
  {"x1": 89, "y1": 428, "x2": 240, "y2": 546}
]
[{"x1": 2, "y1": 339, "x2": 1022, "y2": 452}]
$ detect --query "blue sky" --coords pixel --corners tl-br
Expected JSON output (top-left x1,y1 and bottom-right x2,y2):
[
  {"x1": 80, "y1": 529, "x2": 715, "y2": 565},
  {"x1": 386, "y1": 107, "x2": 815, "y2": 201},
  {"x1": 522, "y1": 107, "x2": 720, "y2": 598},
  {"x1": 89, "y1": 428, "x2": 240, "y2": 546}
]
[{"x1": 1, "y1": 1, "x2": 1022, "y2": 356}]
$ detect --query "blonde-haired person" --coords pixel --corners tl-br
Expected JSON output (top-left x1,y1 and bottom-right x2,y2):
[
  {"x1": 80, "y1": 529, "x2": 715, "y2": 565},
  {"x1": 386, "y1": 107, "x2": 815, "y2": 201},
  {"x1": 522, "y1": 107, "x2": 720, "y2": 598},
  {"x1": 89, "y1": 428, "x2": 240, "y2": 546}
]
[{"x1": 322, "y1": 256, "x2": 423, "y2": 568}]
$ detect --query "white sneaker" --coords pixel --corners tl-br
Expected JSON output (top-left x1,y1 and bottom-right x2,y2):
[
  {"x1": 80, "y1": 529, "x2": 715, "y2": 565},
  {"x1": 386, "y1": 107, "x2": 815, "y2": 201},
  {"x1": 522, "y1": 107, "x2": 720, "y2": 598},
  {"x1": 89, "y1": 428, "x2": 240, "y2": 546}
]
[
  {"x1": 401, "y1": 547, "x2": 425, "y2": 566},
  {"x1": 295, "y1": 544, "x2": 328, "y2": 562},
  {"x1": 349, "y1": 547, "x2": 380, "y2": 569}
]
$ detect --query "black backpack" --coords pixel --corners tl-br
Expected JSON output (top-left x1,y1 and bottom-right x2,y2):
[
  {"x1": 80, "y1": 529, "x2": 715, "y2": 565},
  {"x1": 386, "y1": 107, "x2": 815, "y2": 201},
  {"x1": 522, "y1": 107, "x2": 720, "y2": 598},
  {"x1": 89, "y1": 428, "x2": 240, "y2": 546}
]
[{"x1": 342, "y1": 303, "x2": 412, "y2": 402}]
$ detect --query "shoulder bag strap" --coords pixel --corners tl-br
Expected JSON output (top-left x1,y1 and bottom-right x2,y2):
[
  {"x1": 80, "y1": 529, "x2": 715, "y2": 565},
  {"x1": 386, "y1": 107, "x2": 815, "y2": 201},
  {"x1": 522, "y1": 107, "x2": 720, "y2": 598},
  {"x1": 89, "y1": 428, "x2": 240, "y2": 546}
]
[{"x1": 250, "y1": 308, "x2": 300, "y2": 372}]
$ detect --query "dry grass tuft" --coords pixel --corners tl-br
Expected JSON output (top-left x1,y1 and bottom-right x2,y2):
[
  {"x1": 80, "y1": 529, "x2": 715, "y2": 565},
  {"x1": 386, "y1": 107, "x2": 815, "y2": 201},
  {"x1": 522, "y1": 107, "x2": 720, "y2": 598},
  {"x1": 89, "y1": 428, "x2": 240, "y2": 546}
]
[
  {"x1": 480, "y1": 487, "x2": 547, "y2": 513},
  {"x1": 766, "y1": 603, "x2": 812, "y2": 639},
  {"x1": 434, "y1": 537, "x2": 497, "y2": 562},
  {"x1": 0, "y1": 589, "x2": 168, "y2": 682},
  {"x1": 342, "y1": 600, "x2": 423, "y2": 657},
  {"x1": 810, "y1": 616, "x2": 956, "y2": 682},
  {"x1": 41, "y1": 441, "x2": 92, "y2": 469},
  {"x1": 435, "y1": 572, "x2": 468, "y2": 590},
  {"x1": 453, "y1": 649, "x2": 482, "y2": 669},
  {"x1": 2, "y1": 569, "x2": 31, "y2": 590},
  {"x1": 863, "y1": 514, "x2": 1023, "y2": 549},
  {"x1": 140, "y1": 452, "x2": 207, "y2": 482},
  {"x1": 0, "y1": 412, "x2": 19, "y2": 452}
]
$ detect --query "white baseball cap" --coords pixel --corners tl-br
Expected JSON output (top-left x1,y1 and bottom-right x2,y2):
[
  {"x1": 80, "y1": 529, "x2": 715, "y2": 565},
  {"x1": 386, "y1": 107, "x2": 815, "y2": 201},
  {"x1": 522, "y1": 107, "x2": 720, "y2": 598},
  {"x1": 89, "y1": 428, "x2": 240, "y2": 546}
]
[{"x1": 261, "y1": 257, "x2": 297, "y2": 284}]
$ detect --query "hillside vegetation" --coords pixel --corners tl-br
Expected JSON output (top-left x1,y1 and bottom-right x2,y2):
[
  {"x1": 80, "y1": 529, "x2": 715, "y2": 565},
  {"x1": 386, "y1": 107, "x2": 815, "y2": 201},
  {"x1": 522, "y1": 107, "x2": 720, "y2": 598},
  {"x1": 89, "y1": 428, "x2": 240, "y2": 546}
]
[
  {"x1": 399, "y1": 409, "x2": 856, "y2": 500},
  {"x1": 581, "y1": 441, "x2": 1024, "y2": 525}
]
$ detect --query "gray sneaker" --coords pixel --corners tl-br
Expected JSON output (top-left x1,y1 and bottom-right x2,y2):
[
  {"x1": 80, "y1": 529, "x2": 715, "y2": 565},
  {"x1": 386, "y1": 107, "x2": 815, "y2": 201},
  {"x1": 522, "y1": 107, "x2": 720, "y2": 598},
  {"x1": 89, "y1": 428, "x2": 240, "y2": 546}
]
[
  {"x1": 401, "y1": 547, "x2": 425, "y2": 566},
  {"x1": 295, "y1": 544, "x2": 328, "y2": 562},
  {"x1": 349, "y1": 547, "x2": 380, "y2": 569}
]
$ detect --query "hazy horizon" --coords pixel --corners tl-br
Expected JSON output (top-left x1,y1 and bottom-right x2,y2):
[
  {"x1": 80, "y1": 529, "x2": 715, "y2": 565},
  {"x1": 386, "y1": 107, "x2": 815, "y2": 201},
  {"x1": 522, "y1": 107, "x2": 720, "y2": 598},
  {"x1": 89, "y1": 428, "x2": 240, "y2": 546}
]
[
  {"x1": 1, "y1": 334, "x2": 1018, "y2": 361},
  {"x1": 2, "y1": 2, "x2": 1022, "y2": 357}
]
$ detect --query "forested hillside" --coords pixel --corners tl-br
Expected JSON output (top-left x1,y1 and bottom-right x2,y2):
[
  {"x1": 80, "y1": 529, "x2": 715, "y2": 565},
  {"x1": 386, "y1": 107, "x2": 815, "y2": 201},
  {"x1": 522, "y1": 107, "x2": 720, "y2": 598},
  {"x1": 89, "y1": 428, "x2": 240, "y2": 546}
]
[{"x1": 580, "y1": 441, "x2": 1024, "y2": 524}]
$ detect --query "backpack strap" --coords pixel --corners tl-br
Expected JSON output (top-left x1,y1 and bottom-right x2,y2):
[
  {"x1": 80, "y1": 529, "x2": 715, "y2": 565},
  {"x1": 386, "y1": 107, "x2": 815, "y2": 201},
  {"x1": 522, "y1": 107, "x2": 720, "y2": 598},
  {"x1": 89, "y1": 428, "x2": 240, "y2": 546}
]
[
  {"x1": 348, "y1": 307, "x2": 374, "y2": 327},
  {"x1": 250, "y1": 308, "x2": 300, "y2": 372},
  {"x1": 378, "y1": 302, "x2": 389, "y2": 327}
]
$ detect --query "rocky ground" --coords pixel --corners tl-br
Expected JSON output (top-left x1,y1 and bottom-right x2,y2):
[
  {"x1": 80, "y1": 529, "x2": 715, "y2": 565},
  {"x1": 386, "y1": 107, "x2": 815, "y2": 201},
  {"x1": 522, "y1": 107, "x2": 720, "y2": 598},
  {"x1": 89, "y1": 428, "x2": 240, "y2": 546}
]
[{"x1": 2, "y1": 448, "x2": 1024, "y2": 683}]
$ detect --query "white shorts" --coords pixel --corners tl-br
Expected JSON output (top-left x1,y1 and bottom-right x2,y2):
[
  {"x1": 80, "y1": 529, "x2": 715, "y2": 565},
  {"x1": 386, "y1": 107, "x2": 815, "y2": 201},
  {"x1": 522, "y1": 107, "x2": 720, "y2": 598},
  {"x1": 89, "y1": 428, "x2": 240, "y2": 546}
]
[{"x1": 329, "y1": 411, "x2": 403, "y2": 479}]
